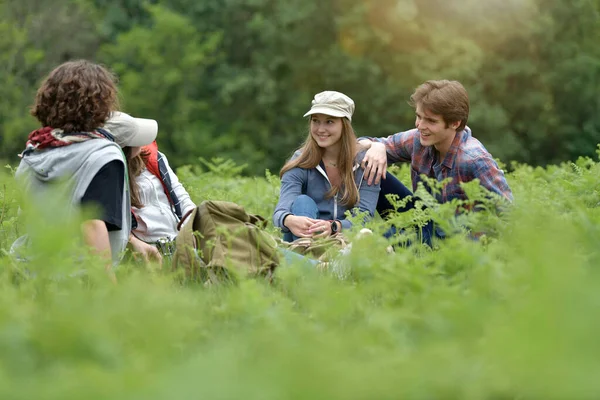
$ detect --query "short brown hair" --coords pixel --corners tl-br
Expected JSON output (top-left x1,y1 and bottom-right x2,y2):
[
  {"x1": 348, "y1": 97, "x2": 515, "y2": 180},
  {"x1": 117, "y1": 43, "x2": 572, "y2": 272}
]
[
  {"x1": 409, "y1": 80, "x2": 469, "y2": 132},
  {"x1": 31, "y1": 60, "x2": 119, "y2": 133}
]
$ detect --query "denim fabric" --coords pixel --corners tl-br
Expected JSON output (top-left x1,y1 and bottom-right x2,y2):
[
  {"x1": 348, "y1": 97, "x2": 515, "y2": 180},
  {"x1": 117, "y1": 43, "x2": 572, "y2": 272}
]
[
  {"x1": 377, "y1": 172, "x2": 442, "y2": 247},
  {"x1": 273, "y1": 150, "x2": 381, "y2": 232},
  {"x1": 283, "y1": 195, "x2": 319, "y2": 242},
  {"x1": 277, "y1": 248, "x2": 319, "y2": 267}
]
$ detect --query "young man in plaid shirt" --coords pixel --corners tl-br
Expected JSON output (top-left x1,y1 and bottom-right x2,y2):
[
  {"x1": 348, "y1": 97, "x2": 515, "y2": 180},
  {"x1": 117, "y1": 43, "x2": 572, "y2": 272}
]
[{"x1": 359, "y1": 80, "x2": 512, "y2": 245}]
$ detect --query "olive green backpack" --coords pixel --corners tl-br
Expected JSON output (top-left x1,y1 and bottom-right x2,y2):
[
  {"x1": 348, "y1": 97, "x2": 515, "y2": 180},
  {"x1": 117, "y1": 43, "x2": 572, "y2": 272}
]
[{"x1": 171, "y1": 200, "x2": 279, "y2": 283}]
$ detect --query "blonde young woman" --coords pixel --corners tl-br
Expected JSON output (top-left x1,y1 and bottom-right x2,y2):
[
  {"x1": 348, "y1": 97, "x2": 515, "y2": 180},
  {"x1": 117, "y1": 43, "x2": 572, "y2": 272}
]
[{"x1": 273, "y1": 91, "x2": 381, "y2": 242}]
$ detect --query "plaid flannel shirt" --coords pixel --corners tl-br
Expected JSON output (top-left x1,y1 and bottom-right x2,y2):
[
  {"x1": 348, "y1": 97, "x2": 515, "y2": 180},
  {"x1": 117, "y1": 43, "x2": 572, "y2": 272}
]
[{"x1": 374, "y1": 127, "x2": 513, "y2": 203}]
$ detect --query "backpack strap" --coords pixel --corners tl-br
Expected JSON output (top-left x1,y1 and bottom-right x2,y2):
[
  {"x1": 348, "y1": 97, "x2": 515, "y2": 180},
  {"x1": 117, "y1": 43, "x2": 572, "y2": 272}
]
[
  {"x1": 143, "y1": 141, "x2": 183, "y2": 220},
  {"x1": 171, "y1": 206, "x2": 206, "y2": 280},
  {"x1": 177, "y1": 208, "x2": 195, "y2": 231}
]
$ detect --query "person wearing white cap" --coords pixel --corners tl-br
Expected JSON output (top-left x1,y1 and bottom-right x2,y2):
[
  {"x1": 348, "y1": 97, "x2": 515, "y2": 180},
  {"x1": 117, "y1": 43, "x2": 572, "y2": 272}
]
[
  {"x1": 103, "y1": 111, "x2": 159, "y2": 149},
  {"x1": 12, "y1": 61, "x2": 157, "y2": 279},
  {"x1": 272, "y1": 91, "x2": 381, "y2": 241},
  {"x1": 104, "y1": 112, "x2": 196, "y2": 264}
]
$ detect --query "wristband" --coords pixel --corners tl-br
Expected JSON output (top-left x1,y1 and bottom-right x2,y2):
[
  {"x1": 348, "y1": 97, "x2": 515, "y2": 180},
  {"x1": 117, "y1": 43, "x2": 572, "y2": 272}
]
[
  {"x1": 282, "y1": 214, "x2": 291, "y2": 228},
  {"x1": 330, "y1": 219, "x2": 338, "y2": 234}
]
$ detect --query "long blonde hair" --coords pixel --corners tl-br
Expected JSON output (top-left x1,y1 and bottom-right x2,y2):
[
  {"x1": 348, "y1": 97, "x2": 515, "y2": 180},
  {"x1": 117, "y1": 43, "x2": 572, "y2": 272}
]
[
  {"x1": 280, "y1": 118, "x2": 360, "y2": 207},
  {"x1": 125, "y1": 147, "x2": 150, "y2": 209}
]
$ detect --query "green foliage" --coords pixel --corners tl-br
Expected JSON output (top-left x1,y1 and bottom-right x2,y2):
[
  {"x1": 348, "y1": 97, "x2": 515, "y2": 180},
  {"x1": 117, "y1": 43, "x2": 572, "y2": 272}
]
[
  {"x1": 2, "y1": 0, "x2": 599, "y2": 173},
  {"x1": 99, "y1": 4, "x2": 223, "y2": 167},
  {"x1": 197, "y1": 157, "x2": 248, "y2": 179},
  {"x1": 0, "y1": 0, "x2": 101, "y2": 161},
  {"x1": 1, "y1": 152, "x2": 600, "y2": 397},
  {"x1": 1, "y1": 0, "x2": 600, "y2": 393},
  {"x1": 0, "y1": 166, "x2": 21, "y2": 252},
  {"x1": 175, "y1": 159, "x2": 279, "y2": 222}
]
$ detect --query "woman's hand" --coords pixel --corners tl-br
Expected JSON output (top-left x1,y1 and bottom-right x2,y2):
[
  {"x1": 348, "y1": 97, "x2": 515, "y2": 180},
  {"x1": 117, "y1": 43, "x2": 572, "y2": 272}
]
[
  {"x1": 361, "y1": 141, "x2": 388, "y2": 185},
  {"x1": 308, "y1": 220, "x2": 343, "y2": 238},
  {"x1": 129, "y1": 234, "x2": 163, "y2": 264},
  {"x1": 284, "y1": 215, "x2": 320, "y2": 238}
]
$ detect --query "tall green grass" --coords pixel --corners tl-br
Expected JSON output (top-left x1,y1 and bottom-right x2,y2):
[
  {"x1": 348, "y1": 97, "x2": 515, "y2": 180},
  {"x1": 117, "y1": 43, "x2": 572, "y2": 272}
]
[{"x1": 1, "y1": 152, "x2": 600, "y2": 399}]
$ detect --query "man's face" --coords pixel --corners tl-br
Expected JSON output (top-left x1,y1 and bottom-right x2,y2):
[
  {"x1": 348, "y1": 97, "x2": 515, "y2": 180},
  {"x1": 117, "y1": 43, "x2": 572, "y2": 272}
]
[{"x1": 414, "y1": 104, "x2": 459, "y2": 151}]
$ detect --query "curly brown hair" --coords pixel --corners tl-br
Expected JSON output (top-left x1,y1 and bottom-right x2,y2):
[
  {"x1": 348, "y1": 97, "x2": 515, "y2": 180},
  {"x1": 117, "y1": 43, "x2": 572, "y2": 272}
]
[{"x1": 31, "y1": 60, "x2": 120, "y2": 133}]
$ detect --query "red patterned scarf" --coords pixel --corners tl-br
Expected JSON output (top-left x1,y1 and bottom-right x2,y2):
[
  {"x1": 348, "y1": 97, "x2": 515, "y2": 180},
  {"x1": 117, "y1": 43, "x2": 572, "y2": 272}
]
[{"x1": 20, "y1": 127, "x2": 111, "y2": 157}]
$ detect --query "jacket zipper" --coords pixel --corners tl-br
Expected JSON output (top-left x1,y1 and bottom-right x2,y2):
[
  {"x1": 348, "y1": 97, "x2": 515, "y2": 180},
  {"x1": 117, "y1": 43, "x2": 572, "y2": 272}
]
[
  {"x1": 316, "y1": 162, "x2": 362, "y2": 221},
  {"x1": 316, "y1": 164, "x2": 338, "y2": 220}
]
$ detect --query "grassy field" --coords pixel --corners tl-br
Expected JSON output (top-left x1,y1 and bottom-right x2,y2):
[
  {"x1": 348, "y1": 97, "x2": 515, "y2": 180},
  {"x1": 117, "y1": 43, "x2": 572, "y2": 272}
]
[{"x1": 1, "y1": 150, "x2": 600, "y2": 399}]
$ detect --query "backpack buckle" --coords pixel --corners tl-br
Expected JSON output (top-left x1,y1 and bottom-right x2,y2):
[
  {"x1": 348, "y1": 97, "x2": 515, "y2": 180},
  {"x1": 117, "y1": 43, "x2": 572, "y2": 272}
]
[{"x1": 156, "y1": 237, "x2": 176, "y2": 257}]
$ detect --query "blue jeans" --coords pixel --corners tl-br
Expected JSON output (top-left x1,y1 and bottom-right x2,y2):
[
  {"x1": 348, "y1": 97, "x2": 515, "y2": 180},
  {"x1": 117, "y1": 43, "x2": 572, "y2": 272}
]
[
  {"x1": 277, "y1": 248, "x2": 319, "y2": 267},
  {"x1": 283, "y1": 195, "x2": 319, "y2": 243},
  {"x1": 377, "y1": 172, "x2": 442, "y2": 246}
]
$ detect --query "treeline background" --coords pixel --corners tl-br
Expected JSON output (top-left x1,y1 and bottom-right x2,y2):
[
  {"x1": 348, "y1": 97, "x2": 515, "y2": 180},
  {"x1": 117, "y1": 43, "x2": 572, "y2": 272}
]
[{"x1": 1, "y1": 0, "x2": 599, "y2": 175}]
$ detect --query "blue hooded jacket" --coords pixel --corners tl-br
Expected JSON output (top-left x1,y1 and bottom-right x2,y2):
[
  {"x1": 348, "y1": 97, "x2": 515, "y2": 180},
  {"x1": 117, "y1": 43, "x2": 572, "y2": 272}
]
[{"x1": 273, "y1": 150, "x2": 381, "y2": 233}]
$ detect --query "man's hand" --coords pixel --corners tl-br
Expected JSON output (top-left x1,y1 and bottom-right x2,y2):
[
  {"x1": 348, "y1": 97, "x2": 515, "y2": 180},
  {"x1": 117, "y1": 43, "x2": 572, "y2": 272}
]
[
  {"x1": 129, "y1": 234, "x2": 163, "y2": 265},
  {"x1": 361, "y1": 142, "x2": 388, "y2": 185},
  {"x1": 357, "y1": 139, "x2": 373, "y2": 149},
  {"x1": 284, "y1": 215, "x2": 320, "y2": 238}
]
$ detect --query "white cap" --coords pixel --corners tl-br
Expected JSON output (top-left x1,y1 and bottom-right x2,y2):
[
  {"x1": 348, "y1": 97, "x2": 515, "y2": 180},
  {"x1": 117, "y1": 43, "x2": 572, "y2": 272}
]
[
  {"x1": 303, "y1": 91, "x2": 355, "y2": 121},
  {"x1": 103, "y1": 111, "x2": 158, "y2": 148}
]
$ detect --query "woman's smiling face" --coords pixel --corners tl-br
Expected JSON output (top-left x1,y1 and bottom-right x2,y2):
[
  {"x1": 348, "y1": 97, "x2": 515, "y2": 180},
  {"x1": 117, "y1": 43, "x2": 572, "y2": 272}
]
[{"x1": 310, "y1": 114, "x2": 343, "y2": 150}]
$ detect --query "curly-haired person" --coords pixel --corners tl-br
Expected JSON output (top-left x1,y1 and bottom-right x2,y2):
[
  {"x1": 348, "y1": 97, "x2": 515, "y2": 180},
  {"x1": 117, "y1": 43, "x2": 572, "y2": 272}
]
[{"x1": 12, "y1": 60, "x2": 156, "y2": 279}]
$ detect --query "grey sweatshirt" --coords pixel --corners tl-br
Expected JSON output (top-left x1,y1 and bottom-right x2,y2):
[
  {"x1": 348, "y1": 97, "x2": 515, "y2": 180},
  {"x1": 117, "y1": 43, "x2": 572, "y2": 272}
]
[
  {"x1": 14, "y1": 139, "x2": 130, "y2": 264},
  {"x1": 273, "y1": 151, "x2": 381, "y2": 233}
]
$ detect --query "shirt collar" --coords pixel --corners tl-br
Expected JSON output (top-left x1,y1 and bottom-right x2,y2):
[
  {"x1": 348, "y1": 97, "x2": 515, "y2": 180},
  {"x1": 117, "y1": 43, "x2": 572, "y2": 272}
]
[{"x1": 441, "y1": 127, "x2": 470, "y2": 169}]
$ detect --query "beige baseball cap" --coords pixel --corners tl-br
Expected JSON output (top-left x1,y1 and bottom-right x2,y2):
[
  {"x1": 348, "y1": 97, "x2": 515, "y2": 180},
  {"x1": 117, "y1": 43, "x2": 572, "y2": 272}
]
[
  {"x1": 103, "y1": 111, "x2": 158, "y2": 148},
  {"x1": 303, "y1": 91, "x2": 355, "y2": 121}
]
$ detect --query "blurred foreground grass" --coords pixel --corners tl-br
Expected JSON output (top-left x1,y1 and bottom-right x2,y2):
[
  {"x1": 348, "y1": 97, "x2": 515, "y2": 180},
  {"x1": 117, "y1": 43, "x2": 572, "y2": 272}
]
[{"x1": 1, "y1": 153, "x2": 600, "y2": 399}]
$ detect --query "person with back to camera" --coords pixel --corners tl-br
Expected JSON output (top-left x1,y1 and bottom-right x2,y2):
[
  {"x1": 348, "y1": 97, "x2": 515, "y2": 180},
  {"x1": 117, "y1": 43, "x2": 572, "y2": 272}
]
[
  {"x1": 273, "y1": 91, "x2": 381, "y2": 242},
  {"x1": 103, "y1": 111, "x2": 196, "y2": 264},
  {"x1": 12, "y1": 60, "x2": 157, "y2": 280},
  {"x1": 358, "y1": 80, "x2": 513, "y2": 245}
]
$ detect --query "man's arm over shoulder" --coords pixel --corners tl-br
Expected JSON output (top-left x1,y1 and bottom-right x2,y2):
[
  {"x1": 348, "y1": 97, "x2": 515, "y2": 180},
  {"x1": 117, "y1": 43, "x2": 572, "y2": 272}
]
[{"x1": 359, "y1": 129, "x2": 417, "y2": 164}]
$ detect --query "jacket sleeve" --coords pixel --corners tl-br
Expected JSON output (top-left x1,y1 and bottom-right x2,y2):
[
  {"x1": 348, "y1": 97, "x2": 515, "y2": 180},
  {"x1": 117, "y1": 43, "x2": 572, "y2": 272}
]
[
  {"x1": 272, "y1": 167, "x2": 306, "y2": 232},
  {"x1": 161, "y1": 153, "x2": 196, "y2": 215},
  {"x1": 340, "y1": 167, "x2": 381, "y2": 231}
]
